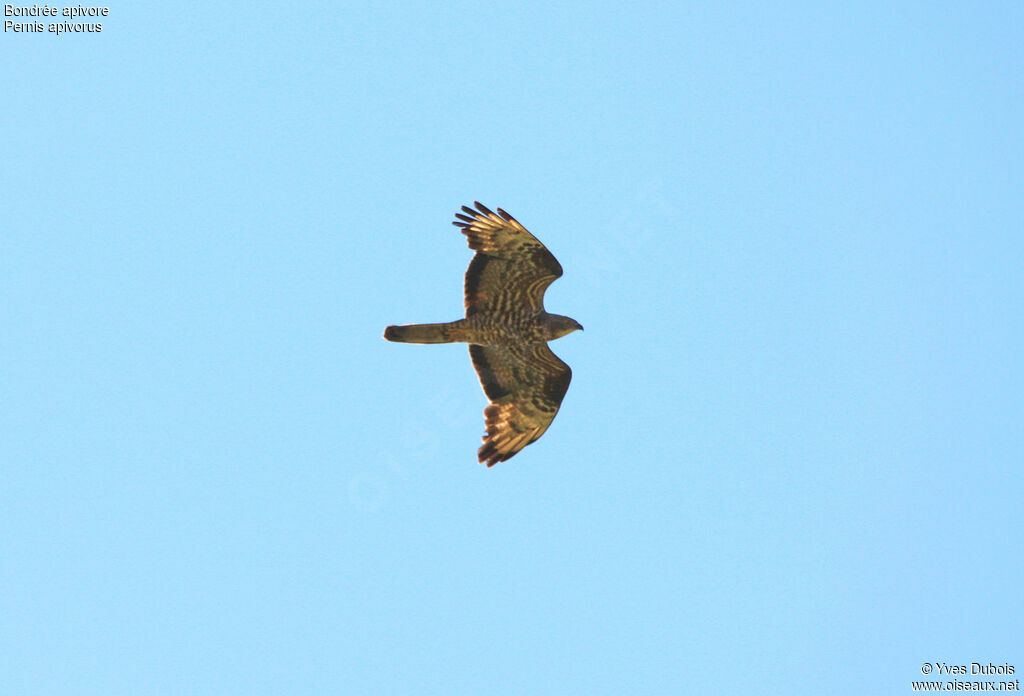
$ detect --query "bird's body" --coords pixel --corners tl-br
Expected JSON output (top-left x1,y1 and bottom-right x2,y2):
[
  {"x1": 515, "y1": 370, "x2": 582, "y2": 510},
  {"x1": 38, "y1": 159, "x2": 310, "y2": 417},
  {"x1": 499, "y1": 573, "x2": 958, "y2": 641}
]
[
  {"x1": 384, "y1": 202, "x2": 582, "y2": 466},
  {"x1": 384, "y1": 311, "x2": 578, "y2": 346}
]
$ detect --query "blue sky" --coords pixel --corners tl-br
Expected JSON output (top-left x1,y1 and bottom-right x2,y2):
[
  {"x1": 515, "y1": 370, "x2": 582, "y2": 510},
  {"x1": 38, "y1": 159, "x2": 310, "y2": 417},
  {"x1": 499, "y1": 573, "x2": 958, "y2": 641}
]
[{"x1": 2, "y1": 2, "x2": 1021, "y2": 694}]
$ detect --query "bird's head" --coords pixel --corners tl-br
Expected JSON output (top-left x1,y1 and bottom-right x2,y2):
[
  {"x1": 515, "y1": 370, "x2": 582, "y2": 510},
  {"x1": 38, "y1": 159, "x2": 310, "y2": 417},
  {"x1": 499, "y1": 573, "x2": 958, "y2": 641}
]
[{"x1": 544, "y1": 314, "x2": 584, "y2": 340}]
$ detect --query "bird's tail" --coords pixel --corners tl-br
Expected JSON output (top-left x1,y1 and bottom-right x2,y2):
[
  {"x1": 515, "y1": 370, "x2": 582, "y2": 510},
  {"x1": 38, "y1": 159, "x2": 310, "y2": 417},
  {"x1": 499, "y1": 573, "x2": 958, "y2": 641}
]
[{"x1": 383, "y1": 321, "x2": 466, "y2": 344}]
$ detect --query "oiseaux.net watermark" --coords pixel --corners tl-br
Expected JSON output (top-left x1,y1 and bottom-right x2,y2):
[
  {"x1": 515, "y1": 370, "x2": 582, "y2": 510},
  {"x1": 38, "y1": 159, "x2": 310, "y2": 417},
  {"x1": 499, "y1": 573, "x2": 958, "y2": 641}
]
[{"x1": 913, "y1": 662, "x2": 1018, "y2": 692}]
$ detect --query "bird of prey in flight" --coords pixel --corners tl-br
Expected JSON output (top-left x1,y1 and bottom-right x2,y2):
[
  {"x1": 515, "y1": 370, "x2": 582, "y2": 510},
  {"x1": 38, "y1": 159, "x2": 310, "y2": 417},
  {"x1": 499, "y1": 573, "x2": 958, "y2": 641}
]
[{"x1": 384, "y1": 202, "x2": 582, "y2": 466}]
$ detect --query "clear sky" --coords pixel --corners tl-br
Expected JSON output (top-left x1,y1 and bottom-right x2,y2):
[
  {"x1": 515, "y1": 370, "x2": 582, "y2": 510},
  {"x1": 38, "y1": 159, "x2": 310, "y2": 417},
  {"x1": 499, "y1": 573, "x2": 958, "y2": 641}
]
[{"x1": 2, "y1": 2, "x2": 1022, "y2": 694}]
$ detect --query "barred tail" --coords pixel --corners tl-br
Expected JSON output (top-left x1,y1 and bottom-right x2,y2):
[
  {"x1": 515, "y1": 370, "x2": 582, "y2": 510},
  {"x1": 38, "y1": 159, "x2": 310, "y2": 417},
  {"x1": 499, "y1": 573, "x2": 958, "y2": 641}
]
[{"x1": 383, "y1": 321, "x2": 464, "y2": 344}]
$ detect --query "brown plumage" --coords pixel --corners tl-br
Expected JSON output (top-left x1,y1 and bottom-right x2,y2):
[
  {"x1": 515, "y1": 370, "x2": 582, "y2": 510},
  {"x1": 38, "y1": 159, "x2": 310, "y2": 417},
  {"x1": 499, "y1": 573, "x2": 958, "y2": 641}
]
[{"x1": 384, "y1": 202, "x2": 582, "y2": 466}]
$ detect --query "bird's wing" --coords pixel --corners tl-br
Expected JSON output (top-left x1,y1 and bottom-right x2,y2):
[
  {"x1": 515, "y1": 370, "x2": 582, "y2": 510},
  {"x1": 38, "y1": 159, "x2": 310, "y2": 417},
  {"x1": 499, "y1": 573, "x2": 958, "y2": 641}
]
[
  {"x1": 453, "y1": 202, "x2": 563, "y2": 316},
  {"x1": 468, "y1": 341, "x2": 572, "y2": 466}
]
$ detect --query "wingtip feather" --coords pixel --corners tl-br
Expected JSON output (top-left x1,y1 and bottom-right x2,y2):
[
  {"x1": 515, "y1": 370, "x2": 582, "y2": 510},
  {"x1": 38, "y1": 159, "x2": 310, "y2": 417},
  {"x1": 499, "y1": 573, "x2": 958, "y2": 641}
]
[{"x1": 474, "y1": 201, "x2": 495, "y2": 216}]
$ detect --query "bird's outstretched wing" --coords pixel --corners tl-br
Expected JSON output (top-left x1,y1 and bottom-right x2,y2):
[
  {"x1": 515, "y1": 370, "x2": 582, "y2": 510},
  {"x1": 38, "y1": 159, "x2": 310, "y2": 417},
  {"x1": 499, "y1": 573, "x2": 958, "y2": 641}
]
[
  {"x1": 453, "y1": 202, "x2": 563, "y2": 316},
  {"x1": 468, "y1": 341, "x2": 572, "y2": 466}
]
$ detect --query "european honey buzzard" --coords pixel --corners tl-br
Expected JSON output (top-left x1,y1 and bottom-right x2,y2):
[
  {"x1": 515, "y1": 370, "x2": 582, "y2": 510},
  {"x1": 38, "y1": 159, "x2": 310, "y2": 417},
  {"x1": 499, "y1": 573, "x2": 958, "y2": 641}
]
[{"x1": 384, "y1": 202, "x2": 582, "y2": 466}]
